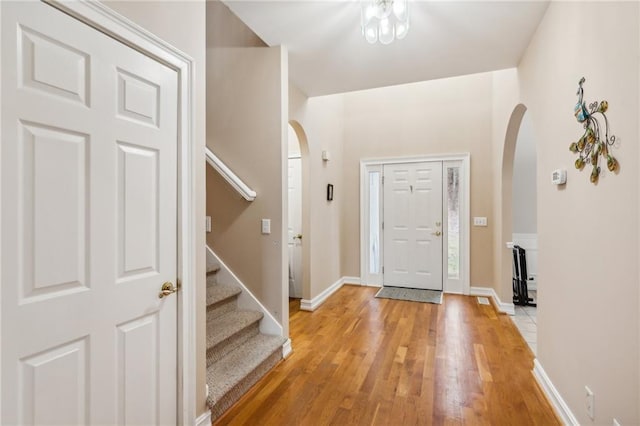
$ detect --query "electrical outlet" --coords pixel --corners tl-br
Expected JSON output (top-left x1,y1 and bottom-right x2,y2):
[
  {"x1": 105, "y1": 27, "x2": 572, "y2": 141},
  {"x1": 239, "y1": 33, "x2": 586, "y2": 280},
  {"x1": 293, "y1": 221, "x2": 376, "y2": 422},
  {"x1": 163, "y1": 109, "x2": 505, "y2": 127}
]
[
  {"x1": 206, "y1": 216, "x2": 211, "y2": 233},
  {"x1": 585, "y1": 386, "x2": 594, "y2": 420},
  {"x1": 205, "y1": 384, "x2": 209, "y2": 398}
]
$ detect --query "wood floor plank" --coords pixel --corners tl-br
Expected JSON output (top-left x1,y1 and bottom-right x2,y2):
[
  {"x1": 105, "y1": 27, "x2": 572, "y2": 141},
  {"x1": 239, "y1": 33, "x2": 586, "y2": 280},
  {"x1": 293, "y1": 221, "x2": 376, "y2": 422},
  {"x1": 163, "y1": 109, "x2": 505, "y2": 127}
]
[{"x1": 215, "y1": 286, "x2": 561, "y2": 426}]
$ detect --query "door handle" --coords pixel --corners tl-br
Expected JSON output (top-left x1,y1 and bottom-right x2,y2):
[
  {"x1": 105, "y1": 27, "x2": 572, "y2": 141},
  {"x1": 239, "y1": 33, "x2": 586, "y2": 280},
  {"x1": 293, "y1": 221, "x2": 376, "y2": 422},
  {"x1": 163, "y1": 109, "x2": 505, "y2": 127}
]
[
  {"x1": 432, "y1": 231, "x2": 442, "y2": 237},
  {"x1": 294, "y1": 234, "x2": 302, "y2": 240},
  {"x1": 158, "y1": 282, "x2": 178, "y2": 299}
]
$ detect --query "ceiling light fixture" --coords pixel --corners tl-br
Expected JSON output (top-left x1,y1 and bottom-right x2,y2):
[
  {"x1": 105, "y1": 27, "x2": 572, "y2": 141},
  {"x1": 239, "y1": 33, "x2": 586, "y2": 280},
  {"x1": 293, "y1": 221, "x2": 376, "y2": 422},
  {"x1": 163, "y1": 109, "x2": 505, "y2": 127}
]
[{"x1": 361, "y1": 0, "x2": 410, "y2": 45}]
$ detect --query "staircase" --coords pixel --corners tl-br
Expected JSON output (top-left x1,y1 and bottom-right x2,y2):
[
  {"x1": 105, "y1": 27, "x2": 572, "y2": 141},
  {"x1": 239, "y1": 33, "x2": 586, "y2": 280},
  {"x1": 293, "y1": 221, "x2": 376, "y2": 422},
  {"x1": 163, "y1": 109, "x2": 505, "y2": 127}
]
[{"x1": 206, "y1": 254, "x2": 286, "y2": 421}]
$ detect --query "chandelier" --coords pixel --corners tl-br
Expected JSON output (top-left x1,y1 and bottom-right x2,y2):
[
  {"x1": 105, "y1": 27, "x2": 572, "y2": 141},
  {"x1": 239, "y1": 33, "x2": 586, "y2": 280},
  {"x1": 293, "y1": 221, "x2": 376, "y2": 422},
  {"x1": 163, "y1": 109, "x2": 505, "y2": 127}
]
[{"x1": 360, "y1": 0, "x2": 410, "y2": 45}]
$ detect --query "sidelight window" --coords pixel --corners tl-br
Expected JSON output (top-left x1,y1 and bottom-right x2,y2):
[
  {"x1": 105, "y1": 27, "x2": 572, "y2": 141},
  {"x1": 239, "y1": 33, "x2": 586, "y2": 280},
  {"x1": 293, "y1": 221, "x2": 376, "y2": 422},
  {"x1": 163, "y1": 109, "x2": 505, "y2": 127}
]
[
  {"x1": 447, "y1": 167, "x2": 460, "y2": 279},
  {"x1": 369, "y1": 171, "x2": 381, "y2": 274}
]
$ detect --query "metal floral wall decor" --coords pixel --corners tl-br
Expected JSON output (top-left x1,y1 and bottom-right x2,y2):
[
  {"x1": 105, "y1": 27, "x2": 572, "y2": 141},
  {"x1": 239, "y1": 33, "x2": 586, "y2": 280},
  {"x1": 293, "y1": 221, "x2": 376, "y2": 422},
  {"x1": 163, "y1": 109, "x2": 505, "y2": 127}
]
[{"x1": 570, "y1": 77, "x2": 618, "y2": 184}]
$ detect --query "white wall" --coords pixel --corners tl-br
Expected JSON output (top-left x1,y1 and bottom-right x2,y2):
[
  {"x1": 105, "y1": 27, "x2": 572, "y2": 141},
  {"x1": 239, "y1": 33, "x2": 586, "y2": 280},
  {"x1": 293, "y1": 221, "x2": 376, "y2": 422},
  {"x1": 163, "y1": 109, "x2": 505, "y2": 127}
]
[{"x1": 511, "y1": 114, "x2": 537, "y2": 234}]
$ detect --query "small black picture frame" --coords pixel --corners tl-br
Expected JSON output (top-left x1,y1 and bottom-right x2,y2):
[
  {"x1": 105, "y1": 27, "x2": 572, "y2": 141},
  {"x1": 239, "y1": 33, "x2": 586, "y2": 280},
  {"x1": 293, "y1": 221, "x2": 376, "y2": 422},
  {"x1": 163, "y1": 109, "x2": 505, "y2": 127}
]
[{"x1": 327, "y1": 183, "x2": 334, "y2": 201}]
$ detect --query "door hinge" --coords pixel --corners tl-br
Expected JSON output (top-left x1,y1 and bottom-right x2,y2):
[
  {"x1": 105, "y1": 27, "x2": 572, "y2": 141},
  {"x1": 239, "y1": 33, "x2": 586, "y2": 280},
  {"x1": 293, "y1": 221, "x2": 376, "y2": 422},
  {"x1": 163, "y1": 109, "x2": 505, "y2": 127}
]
[
  {"x1": 382, "y1": 221, "x2": 384, "y2": 230},
  {"x1": 382, "y1": 176, "x2": 385, "y2": 184},
  {"x1": 382, "y1": 266, "x2": 384, "y2": 274}
]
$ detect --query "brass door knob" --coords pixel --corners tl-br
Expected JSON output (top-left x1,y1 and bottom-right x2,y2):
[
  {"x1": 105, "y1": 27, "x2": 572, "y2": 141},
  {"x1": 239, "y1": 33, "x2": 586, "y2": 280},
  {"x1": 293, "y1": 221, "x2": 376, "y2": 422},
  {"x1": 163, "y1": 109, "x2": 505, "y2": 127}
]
[
  {"x1": 294, "y1": 234, "x2": 303, "y2": 240},
  {"x1": 432, "y1": 231, "x2": 442, "y2": 237},
  {"x1": 158, "y1": 282, "x2": 177, "y2": 299}
]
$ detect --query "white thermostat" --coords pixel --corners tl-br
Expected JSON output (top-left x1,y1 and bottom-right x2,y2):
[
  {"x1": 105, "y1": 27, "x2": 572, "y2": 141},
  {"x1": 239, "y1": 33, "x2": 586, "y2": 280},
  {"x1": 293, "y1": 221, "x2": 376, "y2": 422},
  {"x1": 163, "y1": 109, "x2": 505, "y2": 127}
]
[{"x1": 551, "y1": 169, "x2": 567, "y2": 185}]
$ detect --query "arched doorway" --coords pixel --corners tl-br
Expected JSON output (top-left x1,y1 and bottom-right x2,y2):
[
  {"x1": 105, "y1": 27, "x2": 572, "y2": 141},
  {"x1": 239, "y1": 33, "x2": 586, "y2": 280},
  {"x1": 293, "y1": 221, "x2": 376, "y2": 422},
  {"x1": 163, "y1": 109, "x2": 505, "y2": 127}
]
[
  {"x1": 501, "y1": 104, "x2": 539, "y2": 354},
  {"x1": 287, "y1": 121, "x2": 310, "y2": 306}
]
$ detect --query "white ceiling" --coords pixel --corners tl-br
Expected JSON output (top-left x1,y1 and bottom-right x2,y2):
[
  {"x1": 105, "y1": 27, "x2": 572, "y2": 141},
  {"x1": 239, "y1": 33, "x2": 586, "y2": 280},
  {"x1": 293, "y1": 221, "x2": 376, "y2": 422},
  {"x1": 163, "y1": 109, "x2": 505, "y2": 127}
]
[{"x1": 223, "y1": 1, "x2": 549, "y2": 96}]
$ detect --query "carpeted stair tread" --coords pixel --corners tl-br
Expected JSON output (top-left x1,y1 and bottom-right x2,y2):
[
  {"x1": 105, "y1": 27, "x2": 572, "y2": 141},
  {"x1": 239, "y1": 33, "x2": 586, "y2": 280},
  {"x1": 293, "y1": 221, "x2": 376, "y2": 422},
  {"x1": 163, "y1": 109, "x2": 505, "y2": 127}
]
[
  {"x1": 205, "y1": 247, "x2": 286, "y2": 421},
  {"x1": 207, "y1": 310, "x2": 263, "y2": 350},
  {"x1": 207, "y1": 280, "x2": 241, "y2": 307},
  {"x1": 207, "y1": 333, "x2": 286, "y2": 405}
]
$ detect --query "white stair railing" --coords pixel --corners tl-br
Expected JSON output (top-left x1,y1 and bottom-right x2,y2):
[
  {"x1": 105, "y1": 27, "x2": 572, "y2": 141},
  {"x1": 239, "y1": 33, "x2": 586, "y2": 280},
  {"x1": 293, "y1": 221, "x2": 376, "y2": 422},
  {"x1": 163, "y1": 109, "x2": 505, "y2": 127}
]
[{"x1": 205, "y1": 146, "x2": 256, "y2": 201}]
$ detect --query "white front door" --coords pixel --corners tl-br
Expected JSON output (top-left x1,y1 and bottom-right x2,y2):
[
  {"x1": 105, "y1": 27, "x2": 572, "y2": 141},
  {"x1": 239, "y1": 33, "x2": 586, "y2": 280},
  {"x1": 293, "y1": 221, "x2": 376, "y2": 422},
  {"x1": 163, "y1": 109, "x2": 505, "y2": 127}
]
[
  {"x1": 1, "y1": 2, "x2": 179, "y2": 424},
  {"x1": 383, "y1": 162, "x2": 443, "y2": 290},
  {"x1": 287, "y1": 157, "x2": 303, "y2": 298}
]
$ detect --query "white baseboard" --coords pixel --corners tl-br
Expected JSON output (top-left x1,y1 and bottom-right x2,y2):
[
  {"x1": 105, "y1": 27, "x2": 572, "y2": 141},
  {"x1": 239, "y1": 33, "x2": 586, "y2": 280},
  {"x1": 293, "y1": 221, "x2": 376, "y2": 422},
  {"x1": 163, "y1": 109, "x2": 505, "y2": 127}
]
[
  {"x1": 300, "y1": 276, "x2": 347, "y2": 311},
  {"x1": 533, "y1": 359, "x2": 579, "y2": 425},
  {"x1": 357, "y1": 277, "x2": 382, "y2": 287},
  {"x1": 206, "y1": 246, "x2": 283, "y2": 336},
  {"x1": 342, "y1": 276, "x2": 361, "y2": 285},
  {"x1": 470, "y1": 286, "x2": 515, "y2": 315},
  {"x1": 282, "y1": 338, "x2": 292, "y2": 358},
  {"x1": 195, "y1": 410, "x2": 212, "y2": 426}
]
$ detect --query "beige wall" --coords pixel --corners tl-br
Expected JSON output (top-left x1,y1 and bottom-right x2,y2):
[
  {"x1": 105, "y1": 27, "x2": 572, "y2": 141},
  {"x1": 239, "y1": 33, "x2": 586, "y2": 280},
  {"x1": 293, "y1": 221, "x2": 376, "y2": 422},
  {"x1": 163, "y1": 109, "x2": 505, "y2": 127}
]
[
  {"x1": 205, "y1": 0, "x2": 289, "y2": 332},
  {"x1": 289, "y1": 86, "x2": 346, "y2": 300},
  {"x1": 516, "y1": 2, "x2": 639, "y2": 423},
  {"x1": 206, "y1": 0, "x2": 266, "y2": 48},
  {"x1": 206, "y1": 46, "x2": 288, "y2": 333},
  {"x1": 340, "y1": 73, "x2": 496, "y2": 287},
  {"x1": 102, "y1": 0, "x2": 208, "y2": 416}
]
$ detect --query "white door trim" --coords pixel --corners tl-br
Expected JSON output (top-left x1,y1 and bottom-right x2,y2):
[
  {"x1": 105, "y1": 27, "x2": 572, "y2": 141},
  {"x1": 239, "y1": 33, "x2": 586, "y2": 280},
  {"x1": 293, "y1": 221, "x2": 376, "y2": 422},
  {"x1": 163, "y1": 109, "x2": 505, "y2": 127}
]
[
  {"x1": 0, "y1": 1, "x2": 198, "y2": 424},
  {"x1": 359, "y1": 154, "x2": 470, "y2": 295}
]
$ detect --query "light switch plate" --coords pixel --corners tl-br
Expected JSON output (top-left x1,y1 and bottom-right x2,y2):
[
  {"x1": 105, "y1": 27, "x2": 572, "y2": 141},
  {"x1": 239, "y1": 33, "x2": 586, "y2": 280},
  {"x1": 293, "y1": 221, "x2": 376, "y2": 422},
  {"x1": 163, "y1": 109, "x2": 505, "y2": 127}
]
[
  {"x1": 261, "y1": 219, "x2": 271, "y2": 234},
  {"x1": 585, "y1": 386, "x2": 594, "y2": 420},
  {"x1": 473, "y1": 217, "x2": 488, "y2": 227},
  {"x1": 206, "y1": 216, "x2": 211, "y2": 233}
]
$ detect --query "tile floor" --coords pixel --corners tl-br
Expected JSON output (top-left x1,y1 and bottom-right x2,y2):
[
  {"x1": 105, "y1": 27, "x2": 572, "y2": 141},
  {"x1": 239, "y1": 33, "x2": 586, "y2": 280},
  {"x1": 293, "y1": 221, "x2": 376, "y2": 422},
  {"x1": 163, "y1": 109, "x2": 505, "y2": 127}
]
[{"x1": 511, "y1": 291, "x2": 537, "y2": 355}]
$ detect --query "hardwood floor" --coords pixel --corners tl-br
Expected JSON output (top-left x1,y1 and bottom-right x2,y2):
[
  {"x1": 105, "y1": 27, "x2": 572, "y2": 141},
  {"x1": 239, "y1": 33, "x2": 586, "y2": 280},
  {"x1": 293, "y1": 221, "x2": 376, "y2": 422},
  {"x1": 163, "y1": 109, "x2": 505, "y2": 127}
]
[{"x1": 215, "y1": 286, "x2": 560, "y2": 425}]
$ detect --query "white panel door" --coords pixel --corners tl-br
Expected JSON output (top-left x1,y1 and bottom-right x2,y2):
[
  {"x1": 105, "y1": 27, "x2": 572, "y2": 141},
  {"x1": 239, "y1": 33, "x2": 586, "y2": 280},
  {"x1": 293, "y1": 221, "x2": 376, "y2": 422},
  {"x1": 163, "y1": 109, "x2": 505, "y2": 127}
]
[
  {"x1": 1, "y1": 2, "x2": 178, "y2": 425},
  {"x1": 287, "y1": 158, "x2": 303, "y2": 298},
  {"x1": 383, "y1": 162, "x2": 443, "y2": 290}
]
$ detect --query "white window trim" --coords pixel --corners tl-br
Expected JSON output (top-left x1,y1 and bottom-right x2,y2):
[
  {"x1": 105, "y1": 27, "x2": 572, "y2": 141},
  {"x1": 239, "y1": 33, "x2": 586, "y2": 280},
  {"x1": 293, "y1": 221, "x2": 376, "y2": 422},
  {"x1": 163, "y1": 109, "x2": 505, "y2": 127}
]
[
  {"x1": 361, "y1": 166, "x2": 384, "y2": 286},
  {"x1": 359, "y1": 154, "x2": 471, "y2": 295},
  {"x1": 38, "y1": 1, "x2": 198, "y2": 424}
]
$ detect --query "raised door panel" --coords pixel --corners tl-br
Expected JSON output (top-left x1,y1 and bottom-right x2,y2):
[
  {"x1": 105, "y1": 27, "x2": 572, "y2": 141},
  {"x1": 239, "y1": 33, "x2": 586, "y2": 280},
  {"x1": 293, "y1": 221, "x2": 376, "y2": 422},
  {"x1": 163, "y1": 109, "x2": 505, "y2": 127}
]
[
  {"x1": 117, "y1": 143, "x2": 159, "y2": 282},
  {"x1": 116, "y1": 314, "x2": 160, "y2": 426},
  {"x1": 19, "y1": 122, "x2": 89, "y2": 303},
  {"x1": 20, "y1": 337, "x2": 89, "y2": 426},
  {"x1": 117, "y1": 69, "x2": 160, "y2": 127},
  {"x1": 19, "y1": 25, "x2": 90, "y2": 105}
]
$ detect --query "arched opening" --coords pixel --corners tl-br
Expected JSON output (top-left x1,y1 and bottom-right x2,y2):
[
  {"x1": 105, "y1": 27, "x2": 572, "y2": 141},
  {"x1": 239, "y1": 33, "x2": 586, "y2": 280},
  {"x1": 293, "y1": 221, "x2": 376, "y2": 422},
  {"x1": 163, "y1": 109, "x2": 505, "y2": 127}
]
[
  {"x1": 501, "y1": 104, "x2": 539, "y2": 354},
  {"x1": 287, "y1": 121, "x2": 310, "y2": 310}
]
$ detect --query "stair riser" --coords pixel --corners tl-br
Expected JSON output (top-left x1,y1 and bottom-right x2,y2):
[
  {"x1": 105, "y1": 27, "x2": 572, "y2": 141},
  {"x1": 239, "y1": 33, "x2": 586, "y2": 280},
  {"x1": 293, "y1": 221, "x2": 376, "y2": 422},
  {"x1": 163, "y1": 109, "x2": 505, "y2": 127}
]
[
  {"x1": 207, "y1": 322, "x2": 260, "y2": 367},
  {"x1": 209, "y1": 349, "x2": 282, "y2": 421},
  {"x1": 207, "y1": 297, "x2": 237, "y2": 320}
]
